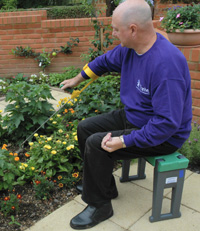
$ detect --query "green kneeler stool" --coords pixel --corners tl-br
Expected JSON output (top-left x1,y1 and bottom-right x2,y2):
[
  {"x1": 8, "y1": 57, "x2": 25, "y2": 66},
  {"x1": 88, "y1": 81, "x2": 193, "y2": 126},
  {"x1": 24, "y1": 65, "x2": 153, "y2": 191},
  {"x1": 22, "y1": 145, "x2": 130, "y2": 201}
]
[{"x1": 120, "y1": 152, "x2": 189, "y2": 222}]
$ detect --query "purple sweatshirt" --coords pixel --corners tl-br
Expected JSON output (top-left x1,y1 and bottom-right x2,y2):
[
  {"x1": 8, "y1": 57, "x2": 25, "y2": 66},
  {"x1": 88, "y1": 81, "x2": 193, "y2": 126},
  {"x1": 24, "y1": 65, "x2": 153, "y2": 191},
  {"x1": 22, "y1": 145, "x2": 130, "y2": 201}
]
[{"x1": 81, "y1": 33, "x2": 192, "y2": 148}]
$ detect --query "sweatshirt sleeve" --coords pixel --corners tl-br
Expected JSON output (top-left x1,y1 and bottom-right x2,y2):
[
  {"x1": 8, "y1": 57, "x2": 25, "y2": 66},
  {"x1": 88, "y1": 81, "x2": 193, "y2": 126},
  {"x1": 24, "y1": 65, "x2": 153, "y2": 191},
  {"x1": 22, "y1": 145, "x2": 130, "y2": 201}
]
[
  {"x1": 81, "y1": 45, "x2": 123, "y2": 78},
  {"x1": 123, "y1": 79, "x2": 187, "y2": 148}
]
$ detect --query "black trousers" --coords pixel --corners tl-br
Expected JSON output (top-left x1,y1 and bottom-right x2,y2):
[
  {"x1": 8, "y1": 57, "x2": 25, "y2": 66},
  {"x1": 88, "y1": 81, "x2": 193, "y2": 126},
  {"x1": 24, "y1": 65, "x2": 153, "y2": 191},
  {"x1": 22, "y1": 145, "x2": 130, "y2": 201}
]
[{"x1": 77, "y1": 109, "x2": 178, "y2": 207}]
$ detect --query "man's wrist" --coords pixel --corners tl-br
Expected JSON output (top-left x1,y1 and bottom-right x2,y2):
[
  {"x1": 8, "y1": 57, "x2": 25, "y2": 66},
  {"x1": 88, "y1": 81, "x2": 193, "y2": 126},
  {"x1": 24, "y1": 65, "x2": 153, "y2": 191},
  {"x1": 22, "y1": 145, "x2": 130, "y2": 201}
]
[{"x1": 119, "y1": 135, "x2": 126, "y2": 148}]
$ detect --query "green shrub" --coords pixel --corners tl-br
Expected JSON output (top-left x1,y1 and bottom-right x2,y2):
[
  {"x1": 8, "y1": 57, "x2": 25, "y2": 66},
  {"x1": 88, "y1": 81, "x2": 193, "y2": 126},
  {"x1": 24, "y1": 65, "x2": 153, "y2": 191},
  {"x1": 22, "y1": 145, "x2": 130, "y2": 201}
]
[
  {"x1": 28, "y1": 72, "x2": 49, "y2": 85},
  {"x1": 33, "y1": 174, "x2": 54, "y2": 200},
  {"x1": 0, "y1": 78, "x2": 9, "y2": 96},
  {"x1": 25, "y1": 114, "x2": 81, "y2": 178},
  {"x1": 2, "y1": 82, "x2": 55, "y2": 145},
  {"x1": 47, "y1": 5, "x2": 90, "y2": 19},
  {"x1": 0, "y1": 148, "x2": 21, "y2": 191},
  {"x1": 0, "y1": 193, "x2": 21, "y2": 217},
  {"x1": 62, "y1": 74, "x2": 123, "y2": 120},
  {"x1": 1, "y1": 0, "x2": 17, "y2": 10},
  {"x1": 179, "y1": 121, "x2": 200, "y2": 166},
  {"x1": 49, "y1": 66, "x2": 81, "y2": 86}
]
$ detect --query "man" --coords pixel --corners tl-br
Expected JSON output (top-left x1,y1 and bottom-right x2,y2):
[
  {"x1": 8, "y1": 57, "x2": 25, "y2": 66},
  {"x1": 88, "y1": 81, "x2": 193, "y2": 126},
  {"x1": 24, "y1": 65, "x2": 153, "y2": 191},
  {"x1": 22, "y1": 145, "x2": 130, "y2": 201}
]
[{"x1": 61, "y1": 0, "x2": 192, "y2": 229}]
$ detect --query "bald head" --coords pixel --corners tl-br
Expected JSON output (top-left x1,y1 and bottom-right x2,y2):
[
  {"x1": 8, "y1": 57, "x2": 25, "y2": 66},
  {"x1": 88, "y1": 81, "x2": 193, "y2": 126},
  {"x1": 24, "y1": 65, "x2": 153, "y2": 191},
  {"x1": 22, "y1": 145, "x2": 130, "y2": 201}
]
[{"x1": 113, "y1": 0, "x2": 152, "y2": 28}]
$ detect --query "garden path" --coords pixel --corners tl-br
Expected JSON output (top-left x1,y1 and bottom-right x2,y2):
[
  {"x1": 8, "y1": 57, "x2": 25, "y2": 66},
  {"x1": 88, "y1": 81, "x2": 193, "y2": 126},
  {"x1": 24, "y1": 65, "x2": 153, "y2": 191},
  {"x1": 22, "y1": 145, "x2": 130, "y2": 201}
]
[{"x1": 26, "y1": 161, "x2": 200, "y2": 231}]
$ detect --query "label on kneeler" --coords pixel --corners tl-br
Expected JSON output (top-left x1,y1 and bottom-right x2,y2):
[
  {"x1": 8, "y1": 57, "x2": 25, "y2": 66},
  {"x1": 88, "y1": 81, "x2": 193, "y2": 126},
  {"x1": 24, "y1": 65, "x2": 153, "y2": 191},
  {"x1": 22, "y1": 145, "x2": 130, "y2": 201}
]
[{"x1": 165, "y1": 177, "x2": 177, "y2": 184}]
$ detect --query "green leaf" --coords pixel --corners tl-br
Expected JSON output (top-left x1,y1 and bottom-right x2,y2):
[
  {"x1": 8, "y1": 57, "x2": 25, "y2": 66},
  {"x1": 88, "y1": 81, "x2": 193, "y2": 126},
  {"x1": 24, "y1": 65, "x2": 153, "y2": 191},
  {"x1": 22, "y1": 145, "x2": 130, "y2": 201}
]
[
  {"x1": 46, "y1": 169, "x2": 53, "y2": 177},
  {"x1": 37, "y1": 157, "x2": 44, "y2": 163}
]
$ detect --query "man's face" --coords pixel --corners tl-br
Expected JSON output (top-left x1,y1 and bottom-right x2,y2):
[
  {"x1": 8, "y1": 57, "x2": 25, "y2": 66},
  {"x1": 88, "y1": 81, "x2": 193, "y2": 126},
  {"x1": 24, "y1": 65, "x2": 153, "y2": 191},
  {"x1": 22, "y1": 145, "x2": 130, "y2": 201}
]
[{"x1": 111, "y1": 15, "x2": 133, "y2": 48}]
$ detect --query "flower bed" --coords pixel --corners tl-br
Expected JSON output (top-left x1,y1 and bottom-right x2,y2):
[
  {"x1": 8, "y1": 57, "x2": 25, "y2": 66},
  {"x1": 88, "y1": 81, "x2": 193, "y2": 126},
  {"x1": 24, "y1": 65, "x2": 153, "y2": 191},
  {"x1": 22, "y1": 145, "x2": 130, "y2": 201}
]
[{"x1": 0, "y1": 69, "x2": 122, "y2": 230}]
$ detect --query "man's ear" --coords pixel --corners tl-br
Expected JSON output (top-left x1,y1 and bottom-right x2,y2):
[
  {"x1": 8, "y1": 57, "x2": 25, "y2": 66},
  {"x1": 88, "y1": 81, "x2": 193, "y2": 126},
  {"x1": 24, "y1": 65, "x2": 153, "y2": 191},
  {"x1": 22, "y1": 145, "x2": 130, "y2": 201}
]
[{"x1": 129, "y1": 24, "x2": 137, "y2": 37}]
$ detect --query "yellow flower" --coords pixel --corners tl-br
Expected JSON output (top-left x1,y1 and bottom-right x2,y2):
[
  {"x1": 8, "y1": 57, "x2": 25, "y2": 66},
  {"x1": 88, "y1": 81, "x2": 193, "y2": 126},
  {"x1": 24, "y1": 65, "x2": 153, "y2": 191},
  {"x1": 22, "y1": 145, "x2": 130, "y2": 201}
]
[
  {"x1": 34, "y1": 133, "x2": 38, "y2": 137},
  {"x1": 44, "y1": 145, "x2": 51, "y2": 150},
  {"x1": 66, "y1": 144, "x2": 74, "y2": 150},
  {"x1": 31, "y1": 167, "x2": 35, "y2": 171},
  {"x1": 57, "y1": 114, "x2": 61, "y2": 117},
  {"x1": 74, "y1": 135, "x2": 78, "y2": 141},
  {"x1": 15, "y1": 105, "x2": 19, "y2": 108},
  {"x1": 66, "y1": 146, "x2": 71, "y2": 151},
  {"x1": 66, "y1": 134, "x2": 69, "y2": 139},
  {"x1": 68, "y1": 101, "x2": 73, "y2": 106},
  {"x1": 24, "y1": 164, "x2": 28, "y2": 168},
  {"x1": 52, "y1": 121, "x2": 57, "y2": 124},
  {"x1": 73, "y1": 132, "x2": 76, "y2": 136},
  {"x1": 51, "y1": 150, "x2": 57, "y2": 155},
  {"x1": 0, "y1": 110, "x2": 2, "y2": 113},
  {"x1": 58, "y1": 129, "x2": 63, "y2": 133},
  {"x1": 72, "y1": 172, "x2": 79, "y2": 178},
  {"x1": 59, "y1": 183, "x2": 64, "y2": 188},
  {"x1": 47, "y1": 137, "x2": 52, "y2": 141},
  {"x1": 62, "y1": 142, "x2": 66, "y2": 145},
  {"x1": 57, "y1": 175, "x2": 62, "y2": 180},
  {"x1": 29, "y1": 142, "x2": 34, "y2": 146},
  {"x1": 50, "y1": 118, "x2": 53, "y2": 121},
  {"x1": 56, "y1": 140, "x2": 61, "y2": 144}
]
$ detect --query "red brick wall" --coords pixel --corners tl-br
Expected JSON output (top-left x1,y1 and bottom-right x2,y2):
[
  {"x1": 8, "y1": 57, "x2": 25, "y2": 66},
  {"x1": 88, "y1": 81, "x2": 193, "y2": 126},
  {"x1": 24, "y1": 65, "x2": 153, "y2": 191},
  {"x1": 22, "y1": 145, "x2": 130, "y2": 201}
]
[
  {"x1": 0, "y1": 9, "x2": 199, "y2": 120},
  {"x1": 184, "y1": 47, "x2": 200, "y2": 122},
  {"x1": 0, "y1": 10, "x2": 115, "y2": 77}
]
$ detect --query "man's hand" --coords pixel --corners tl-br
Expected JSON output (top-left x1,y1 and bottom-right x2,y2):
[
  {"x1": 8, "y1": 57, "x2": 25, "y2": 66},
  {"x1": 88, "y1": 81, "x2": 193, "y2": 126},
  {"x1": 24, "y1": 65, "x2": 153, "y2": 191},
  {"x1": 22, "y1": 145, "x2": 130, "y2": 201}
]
[
  {"x1": 60, "y1": 73, "x2": 85, "y2": 91},
  {"x1": 101, "y1": 133, "x2": 124, "y2": 153}
]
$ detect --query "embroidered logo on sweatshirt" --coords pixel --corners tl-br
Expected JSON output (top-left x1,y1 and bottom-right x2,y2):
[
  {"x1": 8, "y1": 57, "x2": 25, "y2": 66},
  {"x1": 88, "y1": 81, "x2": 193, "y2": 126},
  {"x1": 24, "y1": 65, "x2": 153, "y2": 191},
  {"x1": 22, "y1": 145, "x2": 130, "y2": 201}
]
[{"x1": 136, "y1": 80, "x2": 150, "y2": 95}]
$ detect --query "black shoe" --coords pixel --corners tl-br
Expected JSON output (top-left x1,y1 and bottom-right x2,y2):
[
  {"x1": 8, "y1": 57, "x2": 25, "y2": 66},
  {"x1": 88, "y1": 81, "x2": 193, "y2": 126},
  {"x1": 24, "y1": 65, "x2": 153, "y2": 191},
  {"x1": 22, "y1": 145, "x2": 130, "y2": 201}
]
[
  {"x1": 70, "y1": 202, "x2": 113, "y2": 230},
  {"x1": 76, "y1": 184, "x2": 118, "y2": 199}
]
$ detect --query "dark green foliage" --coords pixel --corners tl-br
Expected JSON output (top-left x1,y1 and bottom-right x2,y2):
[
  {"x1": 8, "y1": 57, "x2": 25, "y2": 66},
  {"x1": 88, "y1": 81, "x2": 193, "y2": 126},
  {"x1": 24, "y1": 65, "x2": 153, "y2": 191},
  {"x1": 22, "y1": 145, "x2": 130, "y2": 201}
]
[
  {"x1": 64, "y1": 74, "x2": 123, "y2": 120},
  {"x1": 2, "y1": 82, "x2": 55, "y2": 144},
  {"x1": 179, "y1": 121, "x2": 200, "y2": 166},
  {"x1": 49, "y1": 66, "x2": 81, "y2": 86},
  {"x1": 47, "y1": 5, "x2": 90, "y2": 19}
]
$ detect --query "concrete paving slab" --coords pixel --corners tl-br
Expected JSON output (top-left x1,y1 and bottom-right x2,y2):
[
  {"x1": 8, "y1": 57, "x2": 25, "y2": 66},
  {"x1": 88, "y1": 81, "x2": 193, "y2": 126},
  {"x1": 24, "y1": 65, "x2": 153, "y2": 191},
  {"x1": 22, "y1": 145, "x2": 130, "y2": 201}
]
[
  {"x1": 110, "y1": 175, "x2": 152, "y2": 229},
  {"x1": 181, "y1": 173, "x2": 200, "y2": 212},
  {"x1": 26, "y1": 200, "x2": 126, "y2": 231},
  {"x1": 73, "y1": 175, "x2": 153, "y2": 230},
  {"x1": 114, "y1": 161, "x2": 154, "y2": 192},
  {"x1": 129, "y1": 198, "x2": 200, "y2": 231}
]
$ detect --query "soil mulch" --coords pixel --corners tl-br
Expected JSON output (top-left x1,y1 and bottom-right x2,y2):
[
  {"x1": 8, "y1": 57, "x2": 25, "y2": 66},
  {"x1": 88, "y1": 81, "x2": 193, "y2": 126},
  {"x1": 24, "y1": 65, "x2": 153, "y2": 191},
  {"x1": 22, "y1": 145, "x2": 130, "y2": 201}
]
[{"x1": 0, "y1": 184, "x2": 79, "y2": 231}]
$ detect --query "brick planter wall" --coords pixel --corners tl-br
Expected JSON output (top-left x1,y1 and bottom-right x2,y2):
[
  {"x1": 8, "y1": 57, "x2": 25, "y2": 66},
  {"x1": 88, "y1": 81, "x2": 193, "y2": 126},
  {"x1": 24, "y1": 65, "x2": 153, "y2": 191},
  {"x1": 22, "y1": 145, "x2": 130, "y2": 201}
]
[
  {"x1": 0, "y1": 10, "x2": 115, "y2": 77},
  {"x1": 0, "y1": 9, "x2": 199, "y2": 121}
]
